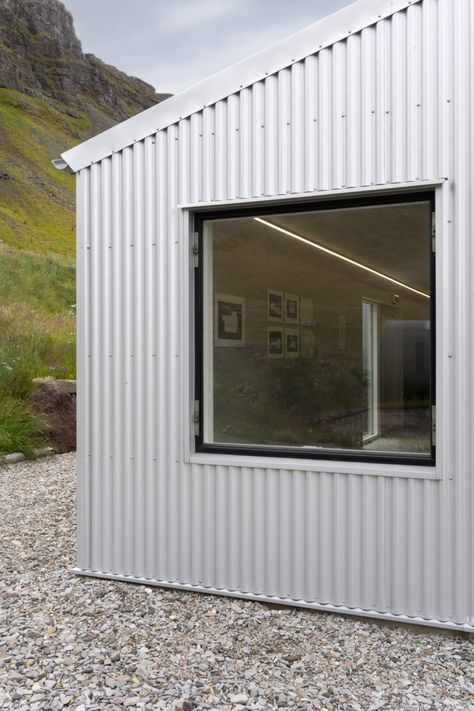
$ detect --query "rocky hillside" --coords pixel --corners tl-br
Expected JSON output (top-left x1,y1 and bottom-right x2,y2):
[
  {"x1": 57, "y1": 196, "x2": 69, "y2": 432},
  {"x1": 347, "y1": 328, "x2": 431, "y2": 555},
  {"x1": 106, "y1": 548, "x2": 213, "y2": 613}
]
[
  {"x1": 0, "y1": 0, "x2": 169, "y2": 132},
  {"x1": 0, "y1": 0, "x2": 170, "y2": 259}
]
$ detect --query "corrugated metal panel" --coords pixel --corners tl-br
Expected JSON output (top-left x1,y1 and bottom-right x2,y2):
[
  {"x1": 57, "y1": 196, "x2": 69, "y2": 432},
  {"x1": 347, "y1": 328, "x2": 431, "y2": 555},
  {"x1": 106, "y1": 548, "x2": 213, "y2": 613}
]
[
  {"x1": 63, "y1": 0, "x2": 425, "y2": 172},
  {"x1": 75, "y1": 0, "x2": 474, "y2": 631}
]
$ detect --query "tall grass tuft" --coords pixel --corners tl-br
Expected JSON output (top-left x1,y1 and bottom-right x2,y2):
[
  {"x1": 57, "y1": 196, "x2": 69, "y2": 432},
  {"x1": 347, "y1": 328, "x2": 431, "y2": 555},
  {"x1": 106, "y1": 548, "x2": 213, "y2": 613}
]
[
  {"x1": 0, "y1": 396, "x2": 48, "y2": 458},
  {"x1": 0, "y1": 304, "x2": 76, "y2": 394}
]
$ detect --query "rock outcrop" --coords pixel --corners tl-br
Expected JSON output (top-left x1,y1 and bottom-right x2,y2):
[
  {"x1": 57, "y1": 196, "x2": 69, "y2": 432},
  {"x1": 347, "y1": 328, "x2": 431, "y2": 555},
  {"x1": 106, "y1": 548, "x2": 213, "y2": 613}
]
[
  {"x1": 0, "y1": 0, "x2": 171, "y2": 257},
  {"x1": 0, "y1": 0, "x2": 170, "y2": 131}
]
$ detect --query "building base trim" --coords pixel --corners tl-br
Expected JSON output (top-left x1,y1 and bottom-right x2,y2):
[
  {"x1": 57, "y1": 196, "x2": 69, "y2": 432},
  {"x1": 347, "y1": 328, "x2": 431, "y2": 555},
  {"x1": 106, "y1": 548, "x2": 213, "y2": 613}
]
[{"x1": 73, "y1": 568, "x2": 473, "y2": 634}]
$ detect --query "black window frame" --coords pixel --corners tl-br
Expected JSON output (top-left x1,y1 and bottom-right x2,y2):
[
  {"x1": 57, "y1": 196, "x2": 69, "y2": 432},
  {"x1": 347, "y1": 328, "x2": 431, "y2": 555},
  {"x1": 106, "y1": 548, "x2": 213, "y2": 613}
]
[{"x1": 193, "y1": 191, "x2": 436, "y2": 467}]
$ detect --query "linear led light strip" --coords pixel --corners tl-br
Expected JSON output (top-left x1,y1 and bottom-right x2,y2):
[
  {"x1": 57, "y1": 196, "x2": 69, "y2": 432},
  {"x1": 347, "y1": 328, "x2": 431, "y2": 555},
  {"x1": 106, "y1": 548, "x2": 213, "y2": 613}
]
[{"x1": 254, "y1": 217, "x2": 430, "y2": 300}]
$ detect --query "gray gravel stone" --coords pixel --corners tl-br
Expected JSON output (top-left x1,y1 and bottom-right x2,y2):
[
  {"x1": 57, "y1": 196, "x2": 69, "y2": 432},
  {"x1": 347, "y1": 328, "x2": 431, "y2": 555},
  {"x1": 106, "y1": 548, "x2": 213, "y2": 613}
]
[
  {"x1": 0, "y1": 452, "x2": 472, "y2": 710},
  {"x1": 3, "y1": 452, "x2": 26, "y2": 464},
  {"x1": 230, "y1": 693, "x2": 249, "y2": 704}
]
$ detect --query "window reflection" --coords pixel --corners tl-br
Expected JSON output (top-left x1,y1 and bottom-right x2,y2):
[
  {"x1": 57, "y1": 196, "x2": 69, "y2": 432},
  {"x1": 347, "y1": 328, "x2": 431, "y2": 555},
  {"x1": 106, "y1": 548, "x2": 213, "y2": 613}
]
[{"x1": 202, "y1": 201, "x2": 433, "y2": 457}]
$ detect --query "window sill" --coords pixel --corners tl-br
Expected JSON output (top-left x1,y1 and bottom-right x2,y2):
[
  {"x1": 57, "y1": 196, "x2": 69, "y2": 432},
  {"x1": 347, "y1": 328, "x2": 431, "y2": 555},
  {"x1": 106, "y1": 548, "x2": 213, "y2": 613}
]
[{"x1": 188, "y1": 452, "x2": 441, "y2": 480}]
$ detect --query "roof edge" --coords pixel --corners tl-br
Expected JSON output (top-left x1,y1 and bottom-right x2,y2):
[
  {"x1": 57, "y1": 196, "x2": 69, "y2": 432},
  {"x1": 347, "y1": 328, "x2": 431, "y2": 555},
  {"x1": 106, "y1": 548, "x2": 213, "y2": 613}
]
[{"x1": 62, "y1": 0, "x2": 423, "y2": 172}]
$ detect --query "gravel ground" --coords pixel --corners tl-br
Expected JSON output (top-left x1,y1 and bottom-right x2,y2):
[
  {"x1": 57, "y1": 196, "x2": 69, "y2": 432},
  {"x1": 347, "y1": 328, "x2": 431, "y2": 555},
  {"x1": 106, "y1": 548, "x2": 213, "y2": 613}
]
[{"x1": 0, "y1": 454, "x2": 472, "y2": 711}]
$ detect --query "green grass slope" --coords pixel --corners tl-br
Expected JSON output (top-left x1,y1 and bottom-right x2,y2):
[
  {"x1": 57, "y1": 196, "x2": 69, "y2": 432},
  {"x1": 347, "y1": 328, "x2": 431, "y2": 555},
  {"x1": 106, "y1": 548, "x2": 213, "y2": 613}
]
[
  {"x1": 0, "y1": 88, "x2": 87, "y2": 261},
  {"x1": 0, "y1": 0, "x2": 168, "y2": 456},
  {"x1": 0, "y1": 246, "x2": 76, "y2": 457},
  {"x1": 0, "y1": 88, "x2": 82, "y2": 455}
]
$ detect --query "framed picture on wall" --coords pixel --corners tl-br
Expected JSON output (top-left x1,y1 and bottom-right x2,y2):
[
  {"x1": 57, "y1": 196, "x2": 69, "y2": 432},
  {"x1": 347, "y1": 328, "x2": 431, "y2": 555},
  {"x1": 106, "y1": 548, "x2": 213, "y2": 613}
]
[
  {"x1": 268, "y1": 289, "x2": 284, "y2": 321},
  {"x1": 285, "y1": 293, "x2": 300, "y2": 323},
  {"x1": 268, "y1": 327, "x2": 284, "y2": 358},
  {"x1": 285, "y1": 328, "x2": 300, "y2": 358},
  {"x1": 215, "y1": 294, "x2": 245, "y2": 347}
]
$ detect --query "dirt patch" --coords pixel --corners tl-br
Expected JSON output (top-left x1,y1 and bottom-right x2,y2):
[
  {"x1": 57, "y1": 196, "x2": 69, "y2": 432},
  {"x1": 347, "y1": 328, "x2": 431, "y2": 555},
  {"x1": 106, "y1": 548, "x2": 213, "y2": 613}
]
[{"x1": 29, "y1": 382, "x2": 76, "y2": 453}]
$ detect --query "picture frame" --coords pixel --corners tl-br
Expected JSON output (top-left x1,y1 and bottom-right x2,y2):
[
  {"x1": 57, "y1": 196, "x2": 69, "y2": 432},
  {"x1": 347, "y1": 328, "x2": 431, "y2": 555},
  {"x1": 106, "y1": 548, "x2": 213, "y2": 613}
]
[
  {"x1": 267, "y1": 289, "x2": 284, "y2": 322},
  {"x1": 267, "y1": 327, "x2": 284, "y2": 358},
  {"x1": 215, "y1": 294, "x2": 245, "y2": 347},
  {"x1": 285, "y1": 293, "x2": 300, "y2": 324},
  {"x1": 285, "y1": 328, "x2": 300, "y2": 358}
]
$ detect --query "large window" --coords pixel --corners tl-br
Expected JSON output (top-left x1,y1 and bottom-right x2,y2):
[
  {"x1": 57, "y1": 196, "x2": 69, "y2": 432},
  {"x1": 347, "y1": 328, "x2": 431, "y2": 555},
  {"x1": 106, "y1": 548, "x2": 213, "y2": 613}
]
[{"x1": 195, "y1": 194, "x2": 435, "y2": 464}]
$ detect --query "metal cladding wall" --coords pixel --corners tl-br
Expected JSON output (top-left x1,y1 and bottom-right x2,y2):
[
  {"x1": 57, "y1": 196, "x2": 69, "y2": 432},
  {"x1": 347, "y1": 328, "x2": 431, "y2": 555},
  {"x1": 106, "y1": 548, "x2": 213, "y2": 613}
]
[{"x1": 75, "y1": 0, "x2": 474, "y2": 631}]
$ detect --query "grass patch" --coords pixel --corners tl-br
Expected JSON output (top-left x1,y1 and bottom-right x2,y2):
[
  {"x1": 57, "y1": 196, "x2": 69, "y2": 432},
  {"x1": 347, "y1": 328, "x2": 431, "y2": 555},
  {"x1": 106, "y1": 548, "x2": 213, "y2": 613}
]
[
  {"x1": 0, "y1": 246, "x2": 75, "y2": 312},
  {"x1": 0, "y1": 304, "x2": 76, "y2": 396},
  {"x1": 0, "y1": 248, "x2": 76, "y2": 457},
  {"x1": 0, "y1": 395, "x2": 49, "y2": 458}
]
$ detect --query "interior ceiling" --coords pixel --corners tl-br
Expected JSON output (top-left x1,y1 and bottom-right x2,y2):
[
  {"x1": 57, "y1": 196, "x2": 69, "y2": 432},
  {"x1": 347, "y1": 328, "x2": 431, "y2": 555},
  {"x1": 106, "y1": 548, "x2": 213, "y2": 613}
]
[
  {"x1": 264, "y1": 202, "x2": 431, "y2": 293},
  {"x1": 211, "y1": 201, "x2": 432, "y2": 300}
]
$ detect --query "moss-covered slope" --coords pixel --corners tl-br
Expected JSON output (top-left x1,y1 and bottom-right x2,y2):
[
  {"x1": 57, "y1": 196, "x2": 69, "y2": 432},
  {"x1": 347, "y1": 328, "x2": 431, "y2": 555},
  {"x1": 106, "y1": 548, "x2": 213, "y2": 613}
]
[{"x1": 0, "y1": 88, "x2": 83, "y2": 260}]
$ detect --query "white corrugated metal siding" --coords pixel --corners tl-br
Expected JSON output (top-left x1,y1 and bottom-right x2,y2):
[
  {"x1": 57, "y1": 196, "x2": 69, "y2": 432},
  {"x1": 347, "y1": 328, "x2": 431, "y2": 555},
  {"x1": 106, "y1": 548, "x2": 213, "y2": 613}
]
[{"x1": 75, "y1": 0, "x2": 473, "y2": 630}]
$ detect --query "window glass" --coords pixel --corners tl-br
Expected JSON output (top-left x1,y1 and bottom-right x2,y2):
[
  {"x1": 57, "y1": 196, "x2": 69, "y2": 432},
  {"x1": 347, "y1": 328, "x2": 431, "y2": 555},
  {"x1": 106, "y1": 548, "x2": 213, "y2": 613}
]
[{"x1": 200, "y1": 200, "x2": 433, "y2": 458}]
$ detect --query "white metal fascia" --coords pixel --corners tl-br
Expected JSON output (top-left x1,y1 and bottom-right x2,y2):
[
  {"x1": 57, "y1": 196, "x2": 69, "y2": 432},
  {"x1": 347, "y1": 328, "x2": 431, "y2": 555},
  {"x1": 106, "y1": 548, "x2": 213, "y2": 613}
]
[
  {"x1": 62, "y1": 0, "x2": 423, "y2": 172},
  {"x1": 178, "y1": 180, "x2": 446, "y2": 211}
]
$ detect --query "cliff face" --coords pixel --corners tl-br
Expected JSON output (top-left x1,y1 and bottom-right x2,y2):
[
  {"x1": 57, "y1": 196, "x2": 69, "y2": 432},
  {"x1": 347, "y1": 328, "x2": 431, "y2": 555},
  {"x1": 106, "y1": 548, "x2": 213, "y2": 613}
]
[
  {"x1": 0, "y1": 0, "x2": 170, "y2": 132},
  {"x1": 0, "y1": 0, "x2": 171, "y2": 259}
]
